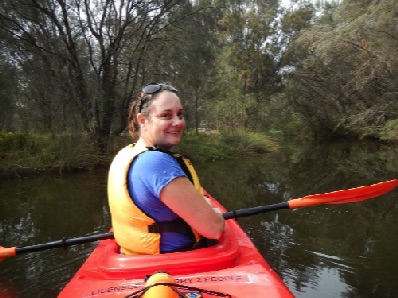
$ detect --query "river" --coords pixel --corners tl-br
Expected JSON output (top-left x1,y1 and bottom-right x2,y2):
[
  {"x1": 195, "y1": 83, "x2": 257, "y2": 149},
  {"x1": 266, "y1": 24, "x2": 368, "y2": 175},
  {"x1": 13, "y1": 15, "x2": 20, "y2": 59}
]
[{"x1": 1, "y1": 140, "x2": 397, "y2": 297}]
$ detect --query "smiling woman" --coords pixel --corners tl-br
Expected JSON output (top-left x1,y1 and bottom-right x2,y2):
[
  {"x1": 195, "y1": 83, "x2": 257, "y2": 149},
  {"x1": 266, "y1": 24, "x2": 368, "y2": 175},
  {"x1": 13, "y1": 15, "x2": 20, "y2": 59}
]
[
  {"x1": 107, "y1": 82, "x2": 225, "y2": 256},
  {"x1": 136, "y1": 84, "x2": 185, "y2": 150}
]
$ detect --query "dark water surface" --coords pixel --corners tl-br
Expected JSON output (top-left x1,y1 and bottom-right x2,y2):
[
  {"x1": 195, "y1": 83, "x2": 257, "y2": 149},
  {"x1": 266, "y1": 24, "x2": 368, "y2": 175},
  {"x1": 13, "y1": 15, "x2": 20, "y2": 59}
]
[{"x1": 1, "y1": 141, "x2": 397, "y2": 297}]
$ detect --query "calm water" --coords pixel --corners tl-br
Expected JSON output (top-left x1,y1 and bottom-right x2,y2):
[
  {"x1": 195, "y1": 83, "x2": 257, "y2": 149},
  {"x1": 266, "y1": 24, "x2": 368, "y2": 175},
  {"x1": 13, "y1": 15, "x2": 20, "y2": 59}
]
[{"x1": 1, "y1": 140, "x2": 398, "y2": 298}]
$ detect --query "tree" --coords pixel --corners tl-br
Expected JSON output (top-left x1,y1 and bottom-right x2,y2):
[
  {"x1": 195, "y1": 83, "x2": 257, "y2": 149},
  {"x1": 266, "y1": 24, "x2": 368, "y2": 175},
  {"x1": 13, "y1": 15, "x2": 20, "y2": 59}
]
[
  {"x1": 0, "y1": 0, "x2": 190, "y2": 149},
  {"x1": 0, "y1": 58, "x2": 17, "y2": 131},
  {"x1": 163, "y1": 0, "x2": 221, "y2": 133},
  {"x1": 282, "y1": 0, "x2": 398, "y2": 139},
  {"x1": 208, "y1": 0, "x2": 283, "y2": 131}
]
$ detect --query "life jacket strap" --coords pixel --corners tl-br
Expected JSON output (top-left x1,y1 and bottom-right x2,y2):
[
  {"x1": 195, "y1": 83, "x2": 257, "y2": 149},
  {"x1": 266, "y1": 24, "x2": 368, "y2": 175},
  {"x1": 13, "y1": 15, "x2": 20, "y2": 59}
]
[{"x1": 148, "y1": 218, "x2": 192, "y2": 234}]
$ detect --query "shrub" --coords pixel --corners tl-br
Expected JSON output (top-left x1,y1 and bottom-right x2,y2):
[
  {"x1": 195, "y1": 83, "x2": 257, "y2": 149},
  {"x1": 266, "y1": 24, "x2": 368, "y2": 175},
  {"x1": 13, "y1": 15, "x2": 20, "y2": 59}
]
[
  {"x1": 0, "y1": 132, "x2": 102, "y2": 176},
  {"x1": 176, "y1": 131, "x2": 278, "y2": 162}
]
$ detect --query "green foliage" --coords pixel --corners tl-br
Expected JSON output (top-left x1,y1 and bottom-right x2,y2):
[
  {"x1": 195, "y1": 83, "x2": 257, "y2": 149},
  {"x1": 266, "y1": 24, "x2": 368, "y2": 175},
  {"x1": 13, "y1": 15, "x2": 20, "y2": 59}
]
[
  {"x1": 0, "y1": 133, "x2": 45, "y2": 157},
  {"x1": 1, "y1": 0, "x2": 397, "y2": 146},
  {"x1": 177, "y1": 132, "x2": 225, "y2": 162},
  {"x1": 219, "y1": 131, "x2": 279, "y2": 154},
  {"x1": 380, "y1": 120, "x2": 398, "y2": 141},
  {"x1": 176, "y1": 131, "x2": 278, "y2": 163},
  {"x1": 269, "y1": 110, "x2": 308, "y2": 139},
  {"x1": 282, "y1": 0, "x2": 398, "y2": 141},
  {"x1": 0, "y1": 132, "x2": 102, "y2": 176},
  {"x1": 281, "y1": 5, "x2": 315, "y2": 34},
  {"x1": 1, "y1": 131, "x2": 278, "y2": 176},
  {"x1": 0, "y1": 62, "x2": 18, "y2": 131}
]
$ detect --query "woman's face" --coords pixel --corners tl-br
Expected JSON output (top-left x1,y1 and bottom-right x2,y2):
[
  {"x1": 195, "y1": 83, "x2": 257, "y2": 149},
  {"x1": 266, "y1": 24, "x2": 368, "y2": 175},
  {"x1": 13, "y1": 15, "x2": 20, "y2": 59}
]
[{"x1": 139, "y1": 91, "x2": 185, "y2": 150}]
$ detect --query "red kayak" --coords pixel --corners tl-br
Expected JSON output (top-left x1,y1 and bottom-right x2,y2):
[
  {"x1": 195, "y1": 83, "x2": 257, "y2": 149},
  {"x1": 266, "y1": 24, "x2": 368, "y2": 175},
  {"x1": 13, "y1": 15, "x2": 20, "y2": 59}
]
[{"x1": 58, "y1": 192, "x2": 294, "y2": 297}]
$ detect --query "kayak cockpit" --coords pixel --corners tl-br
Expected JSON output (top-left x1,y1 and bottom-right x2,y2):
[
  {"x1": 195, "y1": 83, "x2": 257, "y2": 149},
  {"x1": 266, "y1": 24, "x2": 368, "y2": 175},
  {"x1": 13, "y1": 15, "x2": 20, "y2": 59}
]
[{"x1": 92, "y1": 224, "x2": 240, "y2": 279}]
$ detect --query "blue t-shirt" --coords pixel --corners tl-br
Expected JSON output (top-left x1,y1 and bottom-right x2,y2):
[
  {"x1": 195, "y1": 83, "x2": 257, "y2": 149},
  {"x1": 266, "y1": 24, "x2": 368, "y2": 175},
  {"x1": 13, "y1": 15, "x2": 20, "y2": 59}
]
[{"x1": 127, "y1": 150, "x2": 192, "y2": 252}]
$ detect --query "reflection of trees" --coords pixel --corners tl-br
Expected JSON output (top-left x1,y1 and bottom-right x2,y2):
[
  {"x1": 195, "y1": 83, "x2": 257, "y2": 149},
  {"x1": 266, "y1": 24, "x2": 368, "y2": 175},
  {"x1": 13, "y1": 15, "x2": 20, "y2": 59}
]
[
  {"x1": 0, "y1": 171, "x2": 109, "y2": 247},
  {"x1": 198, "y1": 141, "x2": 398, "y2": 297},
  {"x1": 0, "y1": 199, "x2": 36, "y2": 245},
  {"x1": 0, "y1": 170, "x2": 110, "y2": 297}
]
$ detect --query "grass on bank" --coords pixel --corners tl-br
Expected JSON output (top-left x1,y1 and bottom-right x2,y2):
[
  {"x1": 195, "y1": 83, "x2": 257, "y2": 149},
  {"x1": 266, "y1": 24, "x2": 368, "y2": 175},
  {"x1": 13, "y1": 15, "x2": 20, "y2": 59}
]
[
  {"x1": 0, "y1": 132, "x2": 102, "y2": 177},
  {"x1": 176, "y1": 131, "x2": 279, "y2": 163},
  {"x1": 0, "y1": 131, "x2": 278, "y2": 177}
]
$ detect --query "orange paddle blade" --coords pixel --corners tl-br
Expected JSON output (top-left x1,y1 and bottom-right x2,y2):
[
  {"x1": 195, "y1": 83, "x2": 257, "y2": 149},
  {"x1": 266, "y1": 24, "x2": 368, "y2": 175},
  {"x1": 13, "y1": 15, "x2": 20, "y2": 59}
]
[
  {"x1": 288, "y1": 179, "x2": 398, "y2": 209},
  {"x1": 0, "y1": 247, "x2": 17, "y2": 261}
]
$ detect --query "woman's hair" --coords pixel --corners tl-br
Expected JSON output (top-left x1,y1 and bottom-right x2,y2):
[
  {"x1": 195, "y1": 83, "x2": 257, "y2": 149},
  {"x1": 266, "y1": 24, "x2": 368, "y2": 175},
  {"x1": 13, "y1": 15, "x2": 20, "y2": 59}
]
[
  {"x1": 128, "y1": 83, "x2": 177, "y2": 140},
  {"x1": 128, "y1": 93, "x2": 155, "y2": 141}
]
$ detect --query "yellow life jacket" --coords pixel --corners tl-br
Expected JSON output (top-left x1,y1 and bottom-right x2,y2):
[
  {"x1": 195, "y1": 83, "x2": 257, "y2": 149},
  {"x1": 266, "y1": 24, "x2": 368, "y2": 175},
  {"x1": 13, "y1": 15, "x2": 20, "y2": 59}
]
[{"x1": 107, "y1": 144, "x2": 202, "y2": 255}]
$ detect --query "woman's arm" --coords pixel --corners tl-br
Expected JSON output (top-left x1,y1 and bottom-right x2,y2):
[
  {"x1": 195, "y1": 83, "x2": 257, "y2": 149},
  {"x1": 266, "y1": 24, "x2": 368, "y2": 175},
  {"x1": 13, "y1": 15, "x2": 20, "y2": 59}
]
[{"x1": 160, "y1": 177, "x2": 225, "y2": 240}]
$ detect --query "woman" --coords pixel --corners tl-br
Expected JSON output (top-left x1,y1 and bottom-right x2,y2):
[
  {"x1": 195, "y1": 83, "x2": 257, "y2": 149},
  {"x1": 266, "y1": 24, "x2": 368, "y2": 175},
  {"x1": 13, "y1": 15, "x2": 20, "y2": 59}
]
[{"x1": 108, "y1": 82, "x2": 225, "y2": 255}]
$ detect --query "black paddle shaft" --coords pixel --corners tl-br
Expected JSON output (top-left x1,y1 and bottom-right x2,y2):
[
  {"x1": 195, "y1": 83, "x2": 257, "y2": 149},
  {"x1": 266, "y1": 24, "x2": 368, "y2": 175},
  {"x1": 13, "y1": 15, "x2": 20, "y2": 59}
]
[
  {"x1": 15, "y1": 232, "x2": 114, "y2": 255},
  {"x1": 13, "y1": 203, "x2": 290, "y2": 255},
  {"x1": 223, "y1": 202, "x2": 289, "y2": 220}
]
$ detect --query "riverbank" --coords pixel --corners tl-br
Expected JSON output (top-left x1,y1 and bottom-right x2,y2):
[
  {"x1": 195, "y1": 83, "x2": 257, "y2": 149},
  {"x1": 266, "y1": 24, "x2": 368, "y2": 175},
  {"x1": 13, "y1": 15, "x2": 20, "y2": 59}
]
[{"x1": 0, "y1": 131, "x2": 279, "y2": 179}]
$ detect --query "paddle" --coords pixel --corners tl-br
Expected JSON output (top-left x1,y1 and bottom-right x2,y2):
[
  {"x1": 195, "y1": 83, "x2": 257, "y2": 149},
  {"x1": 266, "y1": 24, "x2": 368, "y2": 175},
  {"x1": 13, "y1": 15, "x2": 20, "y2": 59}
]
[
  {"x1": 0, "y1": 232, "x2": 114, "y2": 261},
  {"x1": 223, "y1": 179, "x2": 398, "y2": 218},
  {"x1": 1, "y1": 179, "x2": 397, "y2": 261}
]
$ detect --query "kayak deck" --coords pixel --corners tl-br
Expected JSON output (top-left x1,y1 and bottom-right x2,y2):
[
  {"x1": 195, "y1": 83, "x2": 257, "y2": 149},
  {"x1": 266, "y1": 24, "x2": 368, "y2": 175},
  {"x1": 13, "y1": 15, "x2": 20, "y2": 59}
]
[{"x1": 58, "y1": 195, "x2": 293, "y2": 297}]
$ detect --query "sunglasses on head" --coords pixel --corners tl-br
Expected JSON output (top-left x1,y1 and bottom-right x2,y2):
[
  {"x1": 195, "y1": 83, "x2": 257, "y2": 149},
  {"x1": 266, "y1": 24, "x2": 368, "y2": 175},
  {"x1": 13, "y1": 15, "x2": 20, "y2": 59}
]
[
  {"x1": 138, "y1": 83, "x2": 178, "y2": 113},
  {"x1": 141, "y1": 83, "x2": 177, "y2": 95}
]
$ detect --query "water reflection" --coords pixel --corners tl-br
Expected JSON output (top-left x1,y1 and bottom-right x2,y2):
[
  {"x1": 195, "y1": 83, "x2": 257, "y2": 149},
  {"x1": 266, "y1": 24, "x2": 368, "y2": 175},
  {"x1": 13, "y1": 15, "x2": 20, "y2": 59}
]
[
  {"x1": 0, "y1": 170, "x2": 109, "y2": 297},
  {"x1": 198, "y1": 140, "x2": 398, "y2": 298},
  {"x1": 0, "y1": 141, "x2": 397, "y2": 297}
]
